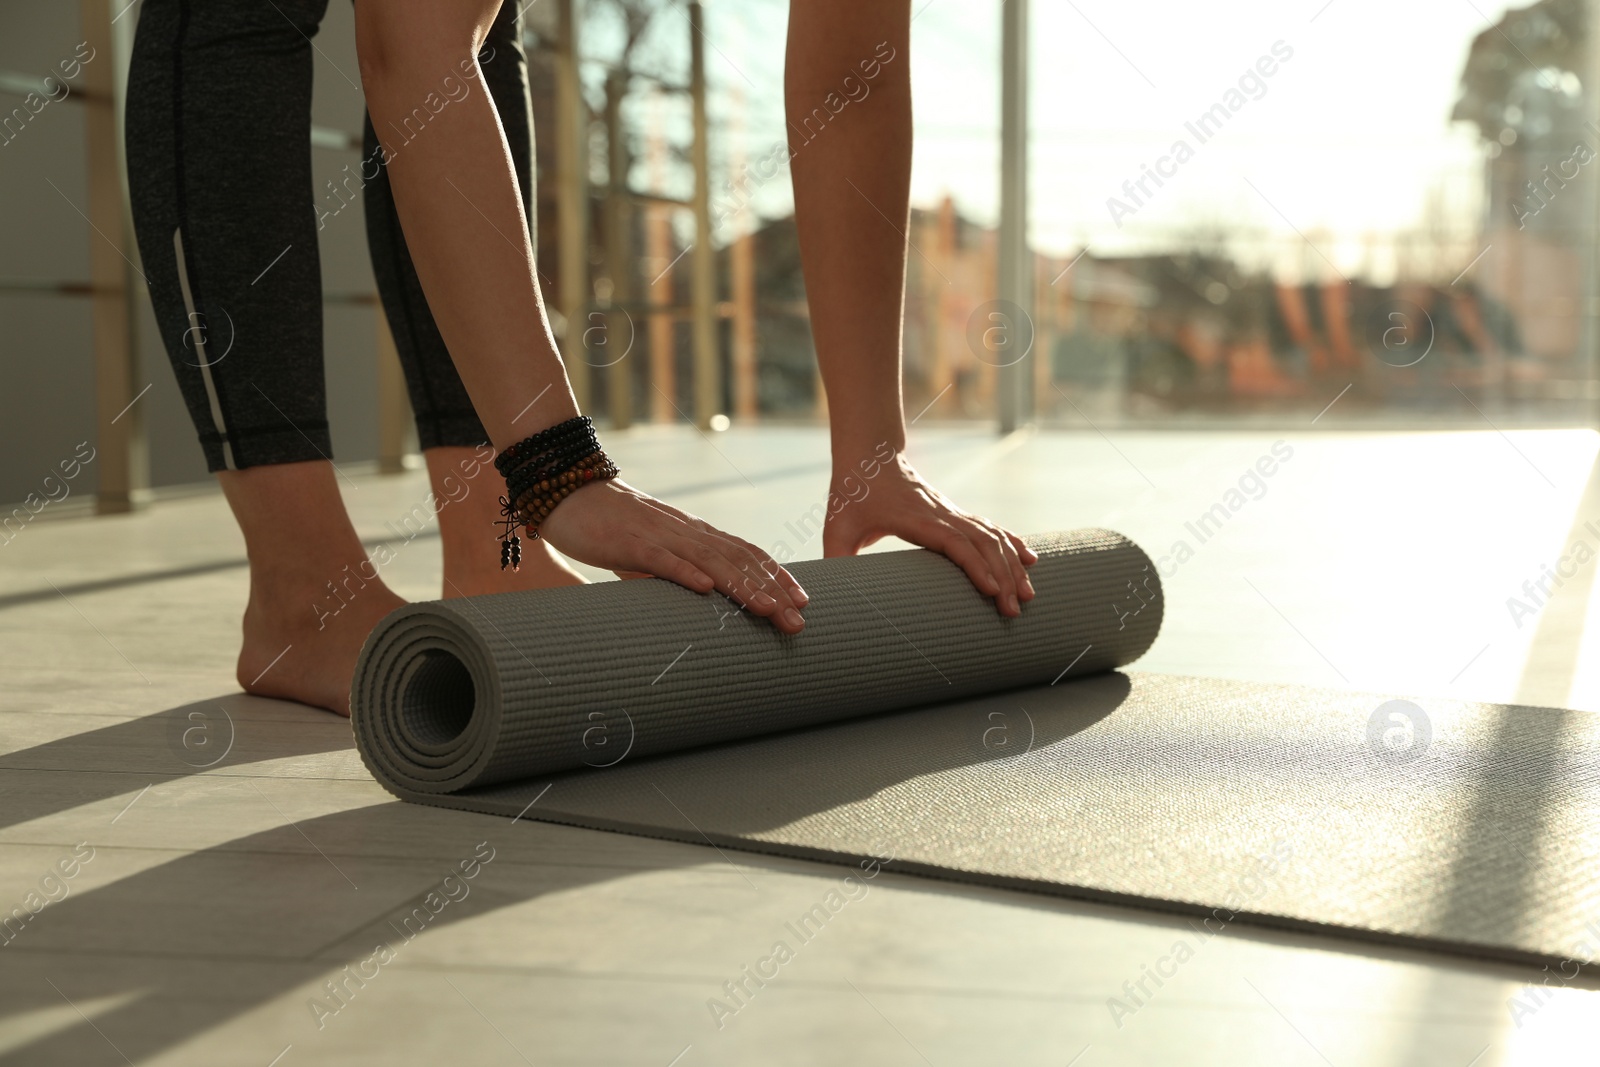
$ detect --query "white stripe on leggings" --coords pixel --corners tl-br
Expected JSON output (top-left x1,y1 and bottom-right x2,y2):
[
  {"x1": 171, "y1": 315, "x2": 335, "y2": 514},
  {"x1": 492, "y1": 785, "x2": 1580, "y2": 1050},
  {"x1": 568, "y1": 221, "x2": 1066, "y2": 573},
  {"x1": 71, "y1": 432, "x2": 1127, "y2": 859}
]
[{"x1": 172, "y1": 227, "x2": 235, "y2": 470}]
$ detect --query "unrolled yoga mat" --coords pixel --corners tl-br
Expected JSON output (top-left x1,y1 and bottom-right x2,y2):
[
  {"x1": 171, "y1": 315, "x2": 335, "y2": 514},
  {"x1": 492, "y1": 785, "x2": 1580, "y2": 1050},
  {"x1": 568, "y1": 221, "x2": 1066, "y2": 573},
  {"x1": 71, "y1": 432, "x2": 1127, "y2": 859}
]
[{"x1": 353, "y1": 530, "x2": 1600, "y2": 974}]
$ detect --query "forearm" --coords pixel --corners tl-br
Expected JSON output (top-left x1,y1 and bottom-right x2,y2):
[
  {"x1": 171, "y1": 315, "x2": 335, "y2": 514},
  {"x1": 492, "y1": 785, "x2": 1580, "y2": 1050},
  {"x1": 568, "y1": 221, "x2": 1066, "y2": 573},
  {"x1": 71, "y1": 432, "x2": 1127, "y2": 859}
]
[
  {"x1": 785, "y1": 0, "x2": 912, "y2": 471},
  {"x1": 355, "y1": 0, "x2": 578, "y2": 448}
]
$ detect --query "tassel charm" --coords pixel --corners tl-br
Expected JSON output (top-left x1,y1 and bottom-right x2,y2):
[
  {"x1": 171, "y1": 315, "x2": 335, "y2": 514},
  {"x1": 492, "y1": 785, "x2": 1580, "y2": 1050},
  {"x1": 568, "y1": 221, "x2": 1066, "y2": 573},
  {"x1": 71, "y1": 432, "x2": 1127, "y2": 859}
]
[
  {"x1": 495, "y1": 495, "x2": 523, "y2": 572},
  {"x1": 499, "y1": 533, "x2": 522, "y2": 571}
]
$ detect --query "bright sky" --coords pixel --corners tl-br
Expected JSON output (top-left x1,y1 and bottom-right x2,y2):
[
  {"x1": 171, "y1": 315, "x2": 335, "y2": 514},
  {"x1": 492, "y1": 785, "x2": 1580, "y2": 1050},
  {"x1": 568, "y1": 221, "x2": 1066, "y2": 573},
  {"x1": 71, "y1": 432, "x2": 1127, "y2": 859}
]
[{"x1": 657, "y1": 0, "x2": 1519, "y2": 268}]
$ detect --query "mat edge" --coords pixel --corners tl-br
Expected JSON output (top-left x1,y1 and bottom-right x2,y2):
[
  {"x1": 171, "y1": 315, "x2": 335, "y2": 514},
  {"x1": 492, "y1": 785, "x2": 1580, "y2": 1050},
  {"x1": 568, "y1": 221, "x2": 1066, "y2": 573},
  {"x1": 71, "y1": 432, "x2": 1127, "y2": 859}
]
[{"x1": 397, "y1": 785, "x2": 1596, "y2": 982}]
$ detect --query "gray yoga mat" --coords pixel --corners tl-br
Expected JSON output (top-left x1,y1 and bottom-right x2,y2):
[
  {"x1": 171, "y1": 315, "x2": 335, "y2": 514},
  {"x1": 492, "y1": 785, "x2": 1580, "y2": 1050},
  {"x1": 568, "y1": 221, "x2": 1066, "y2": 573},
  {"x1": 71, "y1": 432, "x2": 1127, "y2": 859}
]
[
  {"x1": 353, "y1": 529, "x2": 1160, "y2": 788},
  {"x1": 352, "y1": 530, "x2": 1600, "y2": 973}
]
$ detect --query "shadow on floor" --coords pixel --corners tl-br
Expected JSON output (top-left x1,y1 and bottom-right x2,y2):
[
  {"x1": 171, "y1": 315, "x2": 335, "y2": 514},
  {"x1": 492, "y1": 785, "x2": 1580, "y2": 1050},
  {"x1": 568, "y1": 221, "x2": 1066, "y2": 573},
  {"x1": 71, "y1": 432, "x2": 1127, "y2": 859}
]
[
  {"x1": 4, "y1": 676, "x2": 1592, "y2": 1065},
  {"x1": 0, "y1": 675, "x2": 1128, "y2": 1065},
  {"x1": 0, "y1": 694, "x2": 354, "y2": 833}
]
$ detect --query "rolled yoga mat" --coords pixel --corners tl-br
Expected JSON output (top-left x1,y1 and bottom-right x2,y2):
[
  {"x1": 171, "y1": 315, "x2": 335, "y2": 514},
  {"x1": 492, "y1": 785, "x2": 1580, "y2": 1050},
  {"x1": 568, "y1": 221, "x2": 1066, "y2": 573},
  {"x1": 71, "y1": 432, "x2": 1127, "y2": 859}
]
[
  {"x1": 353, "y1": 529, "x2": 1600, "y2": 975},
  {"x1": 353, "y1": 529, "x2": 1159, "y2": 788}
]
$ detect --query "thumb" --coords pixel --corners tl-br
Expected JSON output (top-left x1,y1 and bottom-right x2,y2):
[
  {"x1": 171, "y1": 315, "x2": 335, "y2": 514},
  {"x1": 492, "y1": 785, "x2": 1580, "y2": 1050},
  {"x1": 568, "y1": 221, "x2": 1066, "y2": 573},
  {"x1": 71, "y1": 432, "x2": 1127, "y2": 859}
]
[{"x1": 822, "y1": 508, "x2": 865, "y2": 558}]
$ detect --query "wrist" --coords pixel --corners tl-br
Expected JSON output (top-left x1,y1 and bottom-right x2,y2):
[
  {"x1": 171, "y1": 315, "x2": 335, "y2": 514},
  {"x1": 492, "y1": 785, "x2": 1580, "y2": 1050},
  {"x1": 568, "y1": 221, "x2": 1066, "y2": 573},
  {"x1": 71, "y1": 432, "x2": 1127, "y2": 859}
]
[
  {"x1": 830, "y1": 428, "x2": 904, "y2": 476},
  {"x1": 486, "y1": 390, "x2": 582, "y2": 453},
  {"x1": 494, "y1": 416, "x2": 619, "y2": 569},
  {"x1": 830, "y1": 436, "x2": 905, "y2": 487}
]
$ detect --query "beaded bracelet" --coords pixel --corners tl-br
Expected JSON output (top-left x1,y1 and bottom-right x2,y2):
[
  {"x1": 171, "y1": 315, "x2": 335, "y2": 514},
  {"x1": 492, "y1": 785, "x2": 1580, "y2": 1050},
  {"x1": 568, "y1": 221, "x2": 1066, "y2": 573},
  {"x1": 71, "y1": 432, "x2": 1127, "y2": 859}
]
[
  {"x1": 503, "y1": 434, "x2": 602, "y2": 499},
  {"x1": 494, "y1": 416, "x2": 599, "y2": 476},
  {"x1": 494, "y1": 416, "x2": 620, "y2": 570}
]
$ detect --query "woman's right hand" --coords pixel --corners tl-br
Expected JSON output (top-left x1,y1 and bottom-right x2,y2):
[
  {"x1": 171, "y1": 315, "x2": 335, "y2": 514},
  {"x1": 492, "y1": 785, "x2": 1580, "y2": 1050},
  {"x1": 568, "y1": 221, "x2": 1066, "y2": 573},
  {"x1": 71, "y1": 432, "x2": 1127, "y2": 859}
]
[{"x1": 537, "y1": 478, "x2": 809, "y2": 634}]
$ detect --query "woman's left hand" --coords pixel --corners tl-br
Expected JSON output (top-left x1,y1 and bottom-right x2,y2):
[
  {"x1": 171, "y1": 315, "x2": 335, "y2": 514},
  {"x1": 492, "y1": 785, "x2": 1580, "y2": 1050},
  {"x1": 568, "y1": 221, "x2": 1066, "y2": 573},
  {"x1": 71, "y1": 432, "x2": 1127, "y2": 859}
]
[{"x1": 822, "y1": 450, "x2": 1038, "y2": 616}]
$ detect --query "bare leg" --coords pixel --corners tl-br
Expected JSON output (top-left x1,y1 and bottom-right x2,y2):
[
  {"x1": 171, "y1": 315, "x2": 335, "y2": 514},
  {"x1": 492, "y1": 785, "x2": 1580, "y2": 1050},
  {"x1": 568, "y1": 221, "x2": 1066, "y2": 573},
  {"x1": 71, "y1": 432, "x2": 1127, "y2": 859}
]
[
  {"x1": 425, "y1": 445, "x2": 585, "y2": 597},
  {"x1": 223, "y1": 461, "x2": 405, "y2": 716},
  {"x1": 354, "y1": 0, "x2": 808, "y2": 631}
]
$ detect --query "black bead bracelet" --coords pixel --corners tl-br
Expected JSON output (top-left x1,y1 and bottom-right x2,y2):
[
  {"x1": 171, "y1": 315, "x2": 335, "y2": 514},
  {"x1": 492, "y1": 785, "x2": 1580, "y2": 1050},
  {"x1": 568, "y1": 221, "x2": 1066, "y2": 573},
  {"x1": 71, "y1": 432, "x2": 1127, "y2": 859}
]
[{"x1": 493, "y1": 416, "x2": 619, "y2": 570}]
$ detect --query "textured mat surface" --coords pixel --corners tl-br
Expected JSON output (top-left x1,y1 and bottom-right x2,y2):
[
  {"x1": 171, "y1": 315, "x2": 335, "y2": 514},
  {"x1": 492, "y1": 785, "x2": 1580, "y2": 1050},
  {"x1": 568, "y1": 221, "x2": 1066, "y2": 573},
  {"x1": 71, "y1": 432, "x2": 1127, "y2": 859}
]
[
  {"x1": 352, "y1": 531, "x2": 1600, "y2": 973},
  {"x1": 353, "y1": 529, "x2": 1160, "y2": 787}
]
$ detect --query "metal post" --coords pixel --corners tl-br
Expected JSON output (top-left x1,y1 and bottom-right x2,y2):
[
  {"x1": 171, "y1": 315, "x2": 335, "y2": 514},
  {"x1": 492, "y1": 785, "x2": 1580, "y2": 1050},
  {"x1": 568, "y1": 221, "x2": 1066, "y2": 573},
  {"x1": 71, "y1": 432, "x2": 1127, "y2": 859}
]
[
  {"x1": 729, "y1": 86, "x2": 757, "y2": 421},
  {"x1": 688, "y1": 0, "x2": 720, "y2": 429},
  {"x1": 645, "y1": 88, "x2": 677, "y2": 422},
  {"x1": 83, "y1": 0, "x2": 147, "y2": 512},
  {"x1": 731, "y1": 229, "x2": 757, "y2": 420},
  {"x1": 555, "y1": 0, "x2": 591, "y2": 410},
  {"x1": 997, "y1": 0, "x2": 1031, "y2": 434},
  {"x1": 603, "y1": 68, "x2": 634, "y2": 429},
  {"x1": 1585, "y1": 0, "x2": 1600, "y2": 425}
]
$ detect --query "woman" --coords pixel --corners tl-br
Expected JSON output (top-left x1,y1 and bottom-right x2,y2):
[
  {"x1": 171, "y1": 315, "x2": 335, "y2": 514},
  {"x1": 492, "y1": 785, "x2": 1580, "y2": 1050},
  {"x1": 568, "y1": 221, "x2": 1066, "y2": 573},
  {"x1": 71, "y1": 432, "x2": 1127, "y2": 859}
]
[{"x1": 126, "y1": 0, "x2": 1034, "y2": 716}]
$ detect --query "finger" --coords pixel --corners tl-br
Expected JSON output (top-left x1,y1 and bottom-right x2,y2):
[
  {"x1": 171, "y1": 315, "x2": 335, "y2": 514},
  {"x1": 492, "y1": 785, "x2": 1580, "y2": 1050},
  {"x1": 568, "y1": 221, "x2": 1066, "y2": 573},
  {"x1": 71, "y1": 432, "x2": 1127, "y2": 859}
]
[
  {"x1": 985, "y1": 522, "x2": 1034, "y2": 601},
  {"x1": 637, "y1": 499, "x2": 806, "y2": 624},
  {"x1": 954, "y1": 517, "x2": 1021, "y2": 617},
  {"x1": 917, "y1": 520, "x2": 1002, "y2": 603},
  {"x1": 774, "y1": 565, "x2": 809, "y2": 607},
  {"x1": 1003, "y1": 529, "x2": 1039, "y2": 567},
  {"x1": 632, "y1": 498, "x2": 810, "y2": 608},
  {"x1": 973, "y1": 519, "x2": 1030, "y2": 603},
  {"x1": 656, "y1": 506, "x2": 805, "y2": 609},
  {"x1": 672, "y1": 532, "x2": 805, "y2": 633},
  {"x1": 713, "y1": 539, "x2": 807, "y2": 629},
  {"x1": 626, "y1": 539, "x2": 715, "y2": 596},
  {"x1": 723, "y1": 532, "x2": 809, "y2": 606}
]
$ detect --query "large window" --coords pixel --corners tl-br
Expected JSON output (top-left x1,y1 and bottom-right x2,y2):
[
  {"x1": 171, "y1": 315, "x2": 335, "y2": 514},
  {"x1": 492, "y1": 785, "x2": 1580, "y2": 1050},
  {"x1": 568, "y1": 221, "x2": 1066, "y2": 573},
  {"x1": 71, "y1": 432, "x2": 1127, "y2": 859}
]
[{"x1": 549, "y1": 0, "x2": 1600, "y2": 429}]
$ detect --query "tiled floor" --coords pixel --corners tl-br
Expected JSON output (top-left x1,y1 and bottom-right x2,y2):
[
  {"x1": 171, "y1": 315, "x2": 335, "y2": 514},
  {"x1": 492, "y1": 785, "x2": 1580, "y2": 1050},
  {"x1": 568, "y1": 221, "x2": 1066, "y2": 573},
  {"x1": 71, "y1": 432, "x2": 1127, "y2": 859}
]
[{"x1": 1, "y1": 424, "x2": 1597, "y2": 1065}]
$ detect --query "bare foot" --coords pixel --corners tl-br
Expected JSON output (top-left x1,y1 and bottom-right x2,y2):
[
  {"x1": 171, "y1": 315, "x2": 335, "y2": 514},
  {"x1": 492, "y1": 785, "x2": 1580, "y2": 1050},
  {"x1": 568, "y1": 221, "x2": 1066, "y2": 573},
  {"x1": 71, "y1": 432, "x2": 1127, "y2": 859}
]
[
  {"x1": 236, "y1": 574, "x2": 406, "y2": 717},
  {"x1": 214, "y1": 461, "x2": 412, "y2": 717}
]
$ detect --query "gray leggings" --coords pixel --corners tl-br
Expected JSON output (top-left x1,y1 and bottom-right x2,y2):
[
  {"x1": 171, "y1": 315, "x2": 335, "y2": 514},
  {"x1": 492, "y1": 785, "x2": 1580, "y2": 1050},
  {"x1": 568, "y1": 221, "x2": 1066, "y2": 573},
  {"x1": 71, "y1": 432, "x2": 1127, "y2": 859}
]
[{"x1": 126, "y1": 0, "x2": 532, "y2": 472}]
